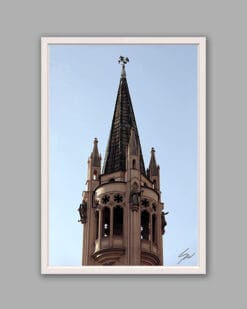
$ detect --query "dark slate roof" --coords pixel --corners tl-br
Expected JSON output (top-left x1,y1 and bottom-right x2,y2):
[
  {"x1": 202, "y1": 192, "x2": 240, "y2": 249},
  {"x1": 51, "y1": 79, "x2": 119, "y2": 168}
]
[{"x1": 102, "y1": 75, "x2": 146, "y2": 176}]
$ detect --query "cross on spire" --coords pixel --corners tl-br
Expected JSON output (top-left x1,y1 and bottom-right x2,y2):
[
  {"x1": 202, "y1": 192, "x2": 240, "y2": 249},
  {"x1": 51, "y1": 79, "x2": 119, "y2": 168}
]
[
  {"x1": 118, "y1": 56, "x2": 129, "y2": 66},
  {"x1": 118, "y1": 56, "x2": 129, "y2": 78}
]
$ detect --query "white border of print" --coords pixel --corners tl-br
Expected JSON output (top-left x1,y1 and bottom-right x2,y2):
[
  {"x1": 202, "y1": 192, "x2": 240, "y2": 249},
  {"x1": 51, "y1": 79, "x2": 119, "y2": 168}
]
[{"x1": 41, "y1": 37, "x2": 206, "y2": 275}]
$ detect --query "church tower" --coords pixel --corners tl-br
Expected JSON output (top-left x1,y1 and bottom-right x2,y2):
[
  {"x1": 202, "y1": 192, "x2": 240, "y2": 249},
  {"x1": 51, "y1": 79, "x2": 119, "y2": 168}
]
[{"x1": 78, "y1": 57, "x2": 167, "y2": 265}]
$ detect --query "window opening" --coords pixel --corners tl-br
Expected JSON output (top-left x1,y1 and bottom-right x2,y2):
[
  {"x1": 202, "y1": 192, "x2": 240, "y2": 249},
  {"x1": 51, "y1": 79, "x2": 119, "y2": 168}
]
[
  {"x1": 141, "y1": 211, "x2": 150, "y2": 240},
  {"x1": 102, "y1": 207, "x2": 110, "y2": 237},
  {"x1": 152, "y1": 214, "x2": 156, "y2": 243},
  {"x1": 95, "y1": 211, "x2": 99, "y2": 239},
  {"x1": 93, "y1": 170, "x2": 97, "y2": 180},
  {"x1": 113, "y1": 206, "x2": 123, "y2": 235}
]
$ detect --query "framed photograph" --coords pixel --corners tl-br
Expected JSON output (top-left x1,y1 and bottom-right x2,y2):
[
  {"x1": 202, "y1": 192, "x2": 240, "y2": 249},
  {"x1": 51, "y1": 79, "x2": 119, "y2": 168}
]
[{"x1": 41, "y1": 37, "x2": 206, "y2": 274}]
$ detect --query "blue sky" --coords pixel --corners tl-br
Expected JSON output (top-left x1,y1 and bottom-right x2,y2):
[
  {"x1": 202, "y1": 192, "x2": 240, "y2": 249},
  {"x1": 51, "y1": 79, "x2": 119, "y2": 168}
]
[{"x1": 49, "y1": 43, "x2": 198, "y2": 266}]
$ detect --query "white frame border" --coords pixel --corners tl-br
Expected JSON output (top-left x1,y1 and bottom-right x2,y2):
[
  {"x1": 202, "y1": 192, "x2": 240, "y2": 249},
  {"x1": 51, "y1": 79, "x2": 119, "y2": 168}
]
[{"x1": 41, "y1": 36, "x2": 206, "y2": 275}]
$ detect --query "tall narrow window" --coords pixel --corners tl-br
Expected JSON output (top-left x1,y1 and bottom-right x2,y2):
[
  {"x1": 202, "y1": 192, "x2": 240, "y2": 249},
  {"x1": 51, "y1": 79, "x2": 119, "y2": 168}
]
[
  {"x1": 102, "y1": 207, "x2": 110, "y2": 237},
  {"x1": 132, "y1": 159, "x2": 136, "y2": 169},
  {"x1": 152, "y1": 214, "x2": 156, "y2": 243},
  {"x1": 93, "y1": 170, "x2": 97, "y2": 180},
  {"x1": 95, "y1": 211, "x2": 99, "y2": 239},
  {"x1": 113, "y1": 206, "x2": 123, "y2": 235},
  {"x1": 141, "y1": 211, "x2": 150, "y2": 240},
  {"x1": 153, "y1": 179, "x2": 157, "y2": 189}
]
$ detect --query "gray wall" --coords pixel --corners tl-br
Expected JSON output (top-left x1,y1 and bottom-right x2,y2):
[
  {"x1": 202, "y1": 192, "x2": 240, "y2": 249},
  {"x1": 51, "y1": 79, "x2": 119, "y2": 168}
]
[{"x1": 0, "y1": 0, "x2": 246, "y2": 308}]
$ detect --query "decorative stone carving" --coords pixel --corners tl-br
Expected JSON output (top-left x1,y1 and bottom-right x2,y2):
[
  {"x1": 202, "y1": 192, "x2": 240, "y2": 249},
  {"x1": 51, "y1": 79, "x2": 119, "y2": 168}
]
[
  {"x1": 152, "y1": 203, "x2": 157, "y2": 211},
  {"x1": 141, "y1": 198, "x2": 149, "y2": 208},
  {"x1": 129, "y1": 191, "x2": 139, "y2": 211},
  {"x1": 161, "y1": 211, "x2": 168, "y2": 234},
  {"x1": 102, "y1": 195, "x2": 110, "y2": 204},
  {"x1": 93, "y1": 199, "x2": 99, "y2": 209},
  {"x1": 78, "y1": 200, "x2": 87, "y2": 224},
  {"x1": 114, "y1": 194, "x2": 123, "y2": 203}
]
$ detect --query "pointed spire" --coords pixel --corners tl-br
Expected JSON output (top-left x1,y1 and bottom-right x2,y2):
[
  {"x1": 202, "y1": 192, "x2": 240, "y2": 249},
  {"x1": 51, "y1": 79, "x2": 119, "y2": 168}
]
[
  {"x1": 121, "y1": 65, "x2": 126, "y2": 78},
  {"x1": 102, "y1": 58, "x2": 146, "y2": 176},
  {"x1": 148, "y1": 147, "x2": 159, "y2": 177},
  {"x1": 90, "y1": 138, "x2": 101, "y2": 167}
]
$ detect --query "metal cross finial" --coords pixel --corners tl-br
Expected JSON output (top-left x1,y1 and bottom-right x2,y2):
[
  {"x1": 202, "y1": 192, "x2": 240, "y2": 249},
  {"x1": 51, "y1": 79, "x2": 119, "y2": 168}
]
[
  {"x1": 118, "y1": 56, "x2": 129, "y2": 78},
  {"x1": 118, "y1": 56, "x2": 129, "y2": 66}
]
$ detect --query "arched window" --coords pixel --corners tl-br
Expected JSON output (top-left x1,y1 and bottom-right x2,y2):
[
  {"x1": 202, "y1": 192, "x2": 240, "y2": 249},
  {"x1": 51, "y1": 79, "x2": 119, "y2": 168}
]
[
  {"x1": 93, "y1": 170, "x2": 97, "y2": 180},
  {"x1": 102, "y1": 207, "x2": 110, "y2": 237},
  {"x1": 152, "y1": 214, "x2": 157, "y2": 244},
  {"x1": 153, "y1": 179, "x2": 157, "y2": 189},
  {"x1": 95, "y1": 211, "x2": 99, "y2": 239},
  {"x1": 132, "y1": 159, "x2": 136, "y2": 169},
  {"x1": 141, "y1": 210, "x2": 150, "y2": 240},
  {"x1": 113, "y1": 206, "x2": 123, "y2": 235}
]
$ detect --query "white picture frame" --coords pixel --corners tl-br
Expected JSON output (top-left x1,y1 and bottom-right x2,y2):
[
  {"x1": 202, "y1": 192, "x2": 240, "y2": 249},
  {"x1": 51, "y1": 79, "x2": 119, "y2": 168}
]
[{"x1": 41, "y1": 37, "x2": 206, "y2": 275}]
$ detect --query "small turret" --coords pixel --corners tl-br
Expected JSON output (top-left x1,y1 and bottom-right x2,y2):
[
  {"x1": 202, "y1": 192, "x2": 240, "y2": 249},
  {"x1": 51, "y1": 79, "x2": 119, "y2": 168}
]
[
  {"x1": 90, "y1": 138, "x2": 101, "y2": 167},
  {"x1": 147, "y1": 147, "x2": 160, "y2": 190},
  {"x1": 87, "y1": 138, "x2": 101, "y2": 184}
]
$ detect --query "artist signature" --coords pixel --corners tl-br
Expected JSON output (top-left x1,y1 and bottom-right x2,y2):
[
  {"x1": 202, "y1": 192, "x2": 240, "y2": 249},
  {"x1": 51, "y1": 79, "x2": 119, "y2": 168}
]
[{"x1": 177, "y1": 248, "x2": 195, "y2": 264}]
